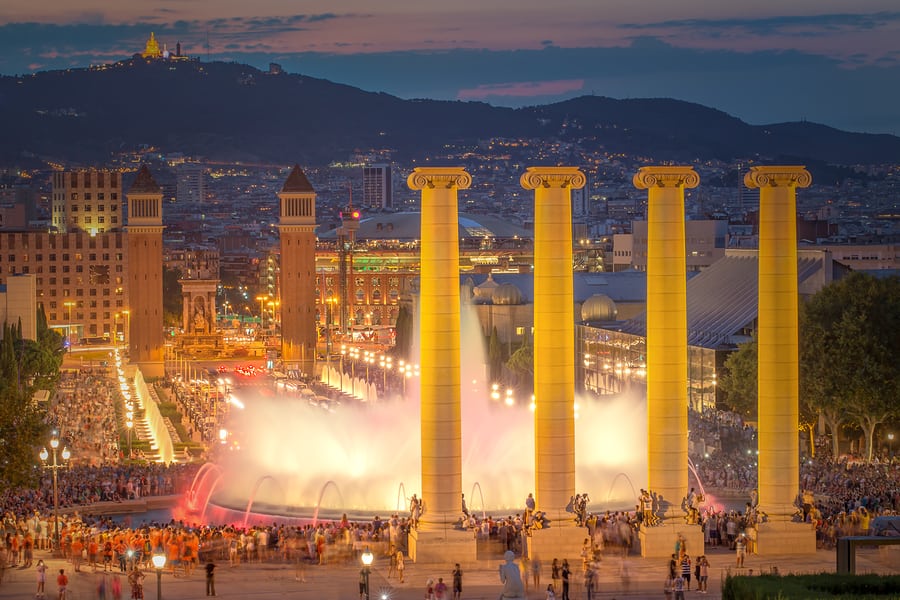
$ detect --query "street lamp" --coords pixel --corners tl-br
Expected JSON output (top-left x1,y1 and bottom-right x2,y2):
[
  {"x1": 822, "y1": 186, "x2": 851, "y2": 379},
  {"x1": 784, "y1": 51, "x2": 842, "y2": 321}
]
[
  {"x1": 255, "y1": 295, "x2": 268, "y2": 334},
  {"x1": 151, "y1": 552, "x2": 166, "y2": 600},
  {"x1": 121, "y1": 310, "x2": 130, "y2": 354},
  {"x1": 39, "y1": 432, "x2": 71, "y2": 556},
  {"x1": 889, "y1": 433, "x2": 895, "y2": 459},
  {"x1": 126, "y1": 411, "x2": 134, "y2": 459},
  {"x1": 360, "y1": 546, "x2": 374, "y2": 600}
]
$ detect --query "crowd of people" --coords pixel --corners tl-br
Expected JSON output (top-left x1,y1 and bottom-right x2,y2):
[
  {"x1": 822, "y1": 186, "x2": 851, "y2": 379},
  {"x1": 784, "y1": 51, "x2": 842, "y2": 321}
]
[{"x1": 6, "y1": 360, "x2": 900, "y2": 599}]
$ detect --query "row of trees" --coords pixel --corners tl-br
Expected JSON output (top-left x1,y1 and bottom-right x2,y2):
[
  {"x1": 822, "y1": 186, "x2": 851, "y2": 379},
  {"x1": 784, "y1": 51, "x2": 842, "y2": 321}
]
[
  {"x1": 719, "y1": 272, "x2": 900, "y2": 462},
  {"x1": 0, "y1": 309, "x2": 65, "y2": 486}
]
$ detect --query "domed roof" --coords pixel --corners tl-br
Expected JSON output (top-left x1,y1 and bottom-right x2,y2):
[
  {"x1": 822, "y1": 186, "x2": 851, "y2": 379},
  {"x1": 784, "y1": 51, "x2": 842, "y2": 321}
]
[
  {"x1": 581, "y1": 294, "x2": 618, "y2": 322},
  {"x1": 473, "y1": 273, "x2": 499, "y2": 304},
  {"x1": 492, "y1": 283, "x2": 524, "y2": 305}
]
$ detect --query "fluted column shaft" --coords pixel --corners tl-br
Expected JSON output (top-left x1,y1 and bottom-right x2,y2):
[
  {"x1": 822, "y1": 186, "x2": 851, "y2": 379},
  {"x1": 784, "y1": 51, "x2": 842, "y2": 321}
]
[
  {"x1": 408, "y1": 167, "x2": 471, "y2": 526},
  {"x1": 521, "y1": 167, "x2": 585, "y2": 517},
  {"x1": 634, "y1": 166, "x2": 699, "y2": 516},
  {"x1": 745, "y1": 166, "x2": 811, "y2": 521}
]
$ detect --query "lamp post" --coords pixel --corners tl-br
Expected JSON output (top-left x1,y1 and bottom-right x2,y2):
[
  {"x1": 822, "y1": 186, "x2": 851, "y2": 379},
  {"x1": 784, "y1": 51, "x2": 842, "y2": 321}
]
[
  {"x1": 122, "y1": 309, "x2": 130, "y2": 354},
  {"x1": 360, "y1": 547, "x2": 374, "y2": 600},
  {"x1": 889, "y1": 433, "x2": 895, "y2": 460},
  {"x1": 39, "y1": 432, "x2": 71, "y2": 556},
  {"x1": 151, "y1": 552, "x2": 166, "y2": 600},
  {"x1": 126, "y1": 411, "x2": 134, "y2": 460},
  {"x1": 255, "y1": 295, "x2": 268, "y2": 335}
]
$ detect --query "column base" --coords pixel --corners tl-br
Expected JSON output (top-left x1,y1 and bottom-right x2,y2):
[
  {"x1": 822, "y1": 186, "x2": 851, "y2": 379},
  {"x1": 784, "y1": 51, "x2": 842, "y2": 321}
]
[
  {"x1": 133, "y1": 360, "x2": 164, "y2": 378},
  {"x1": 408, "y1": 526, "x2": 477, "y2": 565},
  {"x1": 527, "y1": 524, "x2": 586, "y2": 564},
  {"x1": 638, "y1": 522, "x2": 704, "y2": 559},
  {"x1": 756, "y1": 519, "x2": 815, "y2": 555}
]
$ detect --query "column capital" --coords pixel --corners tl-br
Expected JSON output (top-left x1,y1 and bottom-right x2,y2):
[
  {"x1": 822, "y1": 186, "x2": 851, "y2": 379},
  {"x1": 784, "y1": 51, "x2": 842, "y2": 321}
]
[
  {"x1": 520, "y1": 167, "x2": 586, "y2": 190},
  {"x1": 633, "y1": 166, "x2": 699, "y2": 190},
  {"x1": 744, "y1": 166, "x2": 812, "y2": 189},
  {"x1": 407, "y1": 167, "x2": 471, "y2": 191}
]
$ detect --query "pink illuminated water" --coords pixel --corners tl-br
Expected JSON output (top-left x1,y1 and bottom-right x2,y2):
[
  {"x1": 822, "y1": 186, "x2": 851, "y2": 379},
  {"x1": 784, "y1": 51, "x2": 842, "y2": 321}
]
[{"x1": 203, "y1": 305, "x2": 647, "y2": 518}]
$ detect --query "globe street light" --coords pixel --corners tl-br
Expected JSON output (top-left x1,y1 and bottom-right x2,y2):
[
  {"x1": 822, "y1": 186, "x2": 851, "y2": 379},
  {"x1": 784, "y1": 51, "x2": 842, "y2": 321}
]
[
  {"x1": 151, "y1": 552, "x2": 167, "y2": 600},
  {"x1": 889, "y1": 433, "x2": 895, "y2": 459},
  {"x1": 39, "y1": 432, "x2": 71, "y2": 556},
  {"x1": 360, "y1": 546, "x2": 374, "y2": 600}
]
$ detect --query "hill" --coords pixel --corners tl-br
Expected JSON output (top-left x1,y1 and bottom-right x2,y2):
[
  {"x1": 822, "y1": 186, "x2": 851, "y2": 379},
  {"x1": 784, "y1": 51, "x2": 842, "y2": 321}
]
[{"x1": 1, "y1": 58, "x2": 898, "y2": 166}]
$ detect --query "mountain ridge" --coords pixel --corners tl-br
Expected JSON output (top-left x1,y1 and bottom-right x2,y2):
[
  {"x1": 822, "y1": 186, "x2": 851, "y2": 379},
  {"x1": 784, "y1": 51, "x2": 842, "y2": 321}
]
[{"x1": 1, "y1": 57, "x2": 898, "y2": 166}]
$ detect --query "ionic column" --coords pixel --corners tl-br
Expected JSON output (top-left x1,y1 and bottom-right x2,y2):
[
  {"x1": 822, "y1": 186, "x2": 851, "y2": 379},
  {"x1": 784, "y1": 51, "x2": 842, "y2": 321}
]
[
  {"x1": 745, "y1": 166, "x2": 811, "y2": 521},
  {"x1": 408, "y1": 167, "x2": 471, "y2": 527},
  {"x1": 521, "y1": 167, "x2": 585, "y2": 520},
  {"x1": 633, "y1": 166, "x2": 699, "y2": 517}
]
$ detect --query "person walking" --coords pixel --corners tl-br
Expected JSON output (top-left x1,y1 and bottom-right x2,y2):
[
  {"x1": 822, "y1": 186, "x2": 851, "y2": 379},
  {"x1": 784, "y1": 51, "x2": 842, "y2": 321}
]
[
  {"x1": 452, "y1": 563, "x2": 462, "y2": 600},
  {"x1": 205, "y1": 561, "x2": 216, "y2": 596},
  {"x1": 396, "y1": 551, "x2": 405, "y2": 583}
]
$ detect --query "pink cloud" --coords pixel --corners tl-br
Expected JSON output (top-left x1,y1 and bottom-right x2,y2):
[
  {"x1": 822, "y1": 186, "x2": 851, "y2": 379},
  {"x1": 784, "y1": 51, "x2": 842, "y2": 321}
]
[{"x1": 457, "y1": 79, "x2": 584, "y2": 100}]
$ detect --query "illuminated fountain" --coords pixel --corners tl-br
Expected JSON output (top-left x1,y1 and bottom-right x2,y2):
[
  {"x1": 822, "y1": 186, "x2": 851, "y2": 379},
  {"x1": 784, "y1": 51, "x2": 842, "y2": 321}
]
[{"x1": 187, "y1": 304, "x2": 648, "y2": 527}]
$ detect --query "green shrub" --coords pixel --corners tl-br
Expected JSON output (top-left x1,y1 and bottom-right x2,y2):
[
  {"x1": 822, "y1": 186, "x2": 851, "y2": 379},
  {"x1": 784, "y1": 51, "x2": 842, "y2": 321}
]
[{"x1": 723, "y1": 573, "x2": 900, "y2": 599}]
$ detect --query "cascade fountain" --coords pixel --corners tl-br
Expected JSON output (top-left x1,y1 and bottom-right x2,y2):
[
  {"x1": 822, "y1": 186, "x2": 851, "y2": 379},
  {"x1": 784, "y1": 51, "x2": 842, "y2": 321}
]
[{"x1": 188, "y1": 302, "x2": 648, "y2": 526}]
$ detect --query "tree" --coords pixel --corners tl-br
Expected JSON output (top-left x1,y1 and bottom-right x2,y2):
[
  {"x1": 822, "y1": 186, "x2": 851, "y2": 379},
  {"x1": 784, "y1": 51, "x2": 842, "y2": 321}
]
[
  {"x1": 801, "y1": 272, "x2": 900, "y2": 462},
  {"x1": 488, "y1": 326, "x2": 503, "y2": 382},
  {"x1": 393, "y1": 304, "x2": 413, "y2": 361},
  {"x1": 718, "y1": 333, "x2": 758, "y2": 419},
  {"x1": 506, "y1": 340, "x2": 534, "y2": 391},
  {"x1": 162, "y1": 266, "x2": 183, "y2": 328}
]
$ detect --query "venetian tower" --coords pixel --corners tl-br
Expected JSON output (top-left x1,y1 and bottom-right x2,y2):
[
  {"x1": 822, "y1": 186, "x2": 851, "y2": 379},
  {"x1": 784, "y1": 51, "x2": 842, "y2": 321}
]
[
  {"x1": 126, "y1": 165, "x2": 165, "y2": 377},
  {"x1": 278, "y1": 165, "x2": 318, "y2": 376}
]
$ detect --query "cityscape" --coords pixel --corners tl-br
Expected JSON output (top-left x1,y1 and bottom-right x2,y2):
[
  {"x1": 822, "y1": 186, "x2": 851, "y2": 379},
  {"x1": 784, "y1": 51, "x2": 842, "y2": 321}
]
[{"x1": 1, "y1": 8, "x2": 900, "y2": 600}]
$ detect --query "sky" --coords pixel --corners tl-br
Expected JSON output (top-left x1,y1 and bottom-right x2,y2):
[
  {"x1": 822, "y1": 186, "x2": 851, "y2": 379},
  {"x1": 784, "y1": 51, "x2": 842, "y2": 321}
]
[{"x1": 2, "y1": 1, "x2": 900, "y2": 135}]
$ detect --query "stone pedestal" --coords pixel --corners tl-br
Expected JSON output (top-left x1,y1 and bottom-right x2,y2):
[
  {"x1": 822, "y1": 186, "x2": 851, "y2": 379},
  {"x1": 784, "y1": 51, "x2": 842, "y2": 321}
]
[
  {"x1": 408, "y1": 527, "x2": 477, "y2": 565},
  {"x1": 638, "y1": 522, "x2": 704, "y2": 559},
  {"x1": 527, "y1": 524, "x2": 586, "y2": 564},
  {"x1": 756, "y1": 520, "x2": 815, "y2": 555}
]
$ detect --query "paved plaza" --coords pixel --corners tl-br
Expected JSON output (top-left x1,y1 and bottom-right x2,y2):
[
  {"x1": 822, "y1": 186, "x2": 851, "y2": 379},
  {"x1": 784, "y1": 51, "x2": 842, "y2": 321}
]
[{"x1": 2, "y1": 545, "x2": 898, "y2": 600}]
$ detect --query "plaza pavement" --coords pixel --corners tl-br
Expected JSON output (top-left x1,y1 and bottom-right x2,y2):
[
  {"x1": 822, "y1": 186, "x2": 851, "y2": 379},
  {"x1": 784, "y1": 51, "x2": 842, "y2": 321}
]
[{"x1": 2, "y1": 544, "x2": 898, "y2": 600}]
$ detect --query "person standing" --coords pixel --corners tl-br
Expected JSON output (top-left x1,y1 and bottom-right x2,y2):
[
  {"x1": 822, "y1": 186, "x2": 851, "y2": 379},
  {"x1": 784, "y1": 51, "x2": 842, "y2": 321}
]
[
  {"x1": 396, "y1": 551, "x2": 405, "y2": 583},
  {"x1": 452, "y1": 563, "x2": 463, "y2": 600},
  {"x1": 561, "y1": 559, "x2": 571, "y2": 600},
  {"x1": 205, "y1": 561, "x2": 216, "y2": 596},
  {"x1": 57, "y1": 568, "x2": 69, "y2": 600},
  {"x1": 735, "y1": 534, "x2": 746, "y2": 568},
  {"x1": 36, "y1": 559, "x2": 48, "y2": 598},
  {"x1": 434, "y1": 577, "x2": 448, "y2": 599},
  {"x1": 680, "y1": 554, "x2": 692, "y2": 591},
  {"x1": 531, "y1": 555, "x2": 542, "y2": 590},
  {"x1": 551, "y1": 558, "x2": 561, "y2": 595},
  {"x1": 673, "y1": 572, "x2": 686, "y2": 600},
  {"x1": 698, "y1": 555, "x2": 710, "y2": 594}
]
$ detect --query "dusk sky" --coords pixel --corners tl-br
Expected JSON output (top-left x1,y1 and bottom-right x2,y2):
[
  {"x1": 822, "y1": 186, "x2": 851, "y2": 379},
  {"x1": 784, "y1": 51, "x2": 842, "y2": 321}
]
[{"x1": 2, "y1": 1, "x2": 900, "y2": 135}]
